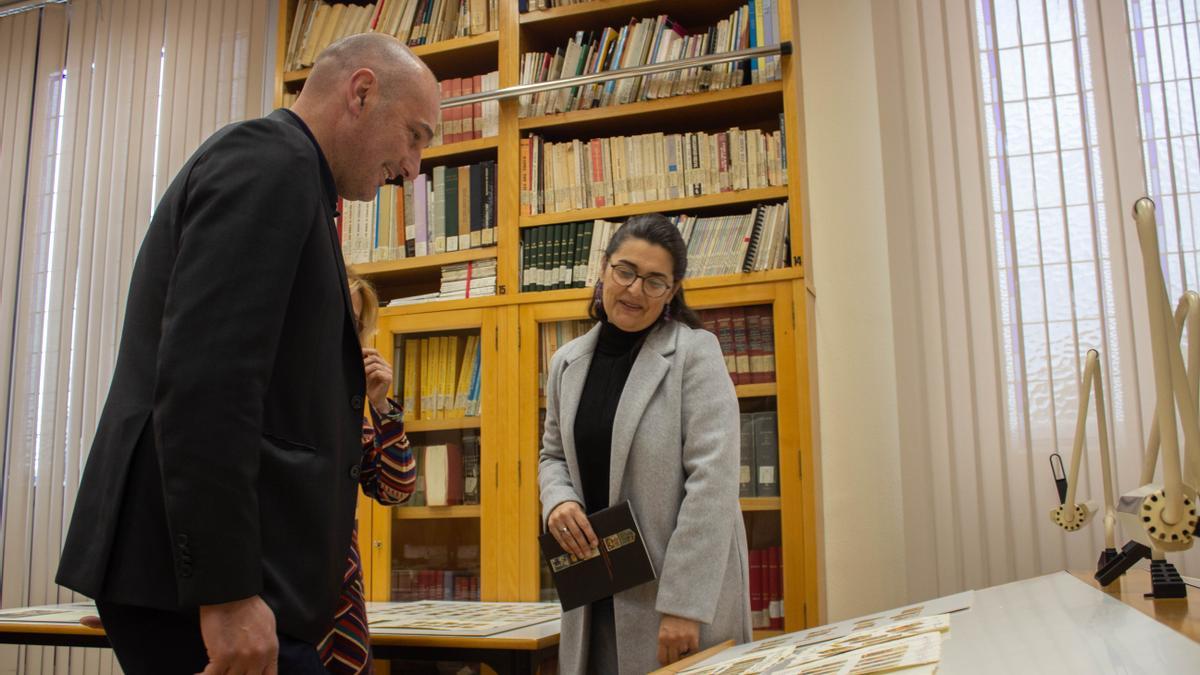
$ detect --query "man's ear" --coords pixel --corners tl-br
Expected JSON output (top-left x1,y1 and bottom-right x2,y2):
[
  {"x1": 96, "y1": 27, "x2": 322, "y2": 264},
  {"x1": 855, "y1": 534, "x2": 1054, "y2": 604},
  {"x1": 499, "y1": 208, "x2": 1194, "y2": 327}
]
[{"x1": 349, "y1": 68, "x2": 377, "y2": 114}]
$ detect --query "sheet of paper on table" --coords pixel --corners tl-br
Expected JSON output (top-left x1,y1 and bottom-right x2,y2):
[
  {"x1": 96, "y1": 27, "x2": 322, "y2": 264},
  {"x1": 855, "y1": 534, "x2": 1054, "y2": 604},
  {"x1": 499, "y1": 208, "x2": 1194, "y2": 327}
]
[
  {"x1": 680, "y1": 615, "x2": 951, "y2": 675},
  {"x1": 0, "y1": 601, "x2": 97, "y2": 625},
  {"x1": 364, "y1": 600, "x2": 559, "y2": 636},
  {"x1": 685, "y1": 590, "x2": 973, "y2": 671}
]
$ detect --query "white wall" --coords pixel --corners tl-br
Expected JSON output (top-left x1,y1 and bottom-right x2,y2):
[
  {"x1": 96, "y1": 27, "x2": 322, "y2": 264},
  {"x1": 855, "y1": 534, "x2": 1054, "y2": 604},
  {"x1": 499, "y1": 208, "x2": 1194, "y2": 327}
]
[{"x1": 796, "y1": 0, "x2": 910, "y2": 621}]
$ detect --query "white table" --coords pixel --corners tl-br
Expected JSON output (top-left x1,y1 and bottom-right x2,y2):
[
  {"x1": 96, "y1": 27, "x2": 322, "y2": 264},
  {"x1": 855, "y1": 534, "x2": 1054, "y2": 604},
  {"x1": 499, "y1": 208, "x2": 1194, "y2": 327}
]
[{"x1": 940, "y1": 570, "x2": 1200, "y2": 672}]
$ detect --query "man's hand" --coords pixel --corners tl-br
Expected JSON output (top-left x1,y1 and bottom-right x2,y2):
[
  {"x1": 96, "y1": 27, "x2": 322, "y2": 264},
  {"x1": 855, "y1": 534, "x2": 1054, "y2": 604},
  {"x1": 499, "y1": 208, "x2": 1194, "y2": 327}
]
[
  {"x1": 198, "y1": 596, "x2": 278, "y2": 675},
  {"x1": 363, "y1": 348, "x2": 392, "y2": 413},
  {"x1": 657, "y1": 614, "x2": 700, "y2": 666}
]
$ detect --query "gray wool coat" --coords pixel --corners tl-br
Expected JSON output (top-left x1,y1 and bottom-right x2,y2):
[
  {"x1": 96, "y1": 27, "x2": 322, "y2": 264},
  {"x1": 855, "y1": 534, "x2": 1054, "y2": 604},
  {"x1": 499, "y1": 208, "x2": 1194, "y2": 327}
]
[{"x1": 539, "y1": 319, "x2": 752, "y2": 674}]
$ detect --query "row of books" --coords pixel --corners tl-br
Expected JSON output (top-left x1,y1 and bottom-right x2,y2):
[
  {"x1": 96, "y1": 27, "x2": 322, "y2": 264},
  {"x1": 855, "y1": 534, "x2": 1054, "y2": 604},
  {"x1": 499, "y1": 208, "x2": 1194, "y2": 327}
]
[
  {"x1": 520, "y1": 123, "x2": 788, "y2": 215},
  {"x1": 699, "y1": 305, "x2": 777, "y2": 386},
  {"x1": 518, "y1": 202, "x2": 790, "y2": 294},
  {"x1": 520, "y1": 219, "x2": 615, "y2": 293},
  {"x1": 402, "y1": 433, "x2": 482, "y2": 507},
  {"x1": 439, "y1": 259, "x2": 497, "y2": 300},
  {"x1": 750, "y1": 546, "x2": 784, "y2": 630},
  {"x1": 435, "y1": 72, "x2": 499, "y2": 146},
  {"x1": 375, "y1": 0, "x2": 497, "y2": 46},
  {"x1": 285, "y1": 0, "x2": 497, "y2": 71},
  {"x1": 383, "y1": 259, "x2": 498, "y2": 307},
  {"x1": 740, "y1": 411, "x2": 779, "y2": 497},
  {"x1": 391, "y1": 569, "x2": 480, "y2": 602},
  {"x1": 285, "y1": 1, "x2": 376, "y2": 71},
  {"x1": 538, "y1": 320, "x2": 593, "y2": 400},
  {"x1": 339, "y1": 161, "x2": 498, "y2": 265},
  {"x1": 398, "y1": 333, "x2": 482, "y2": 420},
  {"x1": 518, "y1": 3, "x2": 782, "y2": 117},
  {"x1": 518, "y1": 0, "x2": 584, "y2": 11},
  {"x1": 677, "y1": 204, "x2": 790, "y2": 276}
]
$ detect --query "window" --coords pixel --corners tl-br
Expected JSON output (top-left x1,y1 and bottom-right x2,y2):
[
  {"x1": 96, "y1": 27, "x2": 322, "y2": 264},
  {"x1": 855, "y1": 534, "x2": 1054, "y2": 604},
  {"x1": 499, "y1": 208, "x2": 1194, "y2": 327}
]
[{"x1": 976, "y1": 0, "x2": 1121, "y2": 446}]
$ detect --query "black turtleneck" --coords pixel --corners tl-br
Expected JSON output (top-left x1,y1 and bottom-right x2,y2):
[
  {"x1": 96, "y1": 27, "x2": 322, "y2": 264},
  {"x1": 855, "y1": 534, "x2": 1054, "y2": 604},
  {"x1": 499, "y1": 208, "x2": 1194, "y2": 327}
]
[{"x1": 574, "y1": 320, "x2": 652, "y2": 515}]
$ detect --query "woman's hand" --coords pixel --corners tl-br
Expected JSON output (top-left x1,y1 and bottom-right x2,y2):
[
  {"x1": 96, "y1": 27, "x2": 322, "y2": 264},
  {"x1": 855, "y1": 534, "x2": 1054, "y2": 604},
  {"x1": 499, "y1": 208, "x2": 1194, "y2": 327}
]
[
  {"x1": 657, "y1": 614, "x2": 701, "y2": 666},
  {"x1": 363, "y1": 348, "x2": 392, "y2": 413},
  {"x1": 546, "y1": 501, "x2": 598, "y2": 560}
]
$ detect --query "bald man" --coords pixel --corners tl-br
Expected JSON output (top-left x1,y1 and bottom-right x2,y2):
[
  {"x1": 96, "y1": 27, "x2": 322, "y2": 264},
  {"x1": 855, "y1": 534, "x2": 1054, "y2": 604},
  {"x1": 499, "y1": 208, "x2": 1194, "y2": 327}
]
[{"x1": 56, "y1": 34, "x2": 439, "y2": 674}]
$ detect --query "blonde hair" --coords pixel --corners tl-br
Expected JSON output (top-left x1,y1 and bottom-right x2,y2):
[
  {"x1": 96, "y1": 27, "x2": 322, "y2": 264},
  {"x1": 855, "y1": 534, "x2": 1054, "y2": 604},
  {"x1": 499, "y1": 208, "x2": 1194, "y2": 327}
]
[{"x1": 347, "y1": 269, "x2": 379, "y2": 344}]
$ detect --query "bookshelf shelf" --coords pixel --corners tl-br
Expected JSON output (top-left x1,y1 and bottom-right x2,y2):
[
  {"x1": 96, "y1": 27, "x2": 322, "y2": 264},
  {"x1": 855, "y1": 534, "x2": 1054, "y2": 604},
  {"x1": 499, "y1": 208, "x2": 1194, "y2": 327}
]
[
  {"x1": 354, "y1": 247, "x2": 498, "y2": 279},
  {"x1": 404, "y1": 417, "x2": 482, "y2": 433},
  {"x1": 283, "y1": 67, "x2": 310, "y2": 84},
  {"x1": 737, "y1": 383, "x2": 777, "y2": 399},
  {"x1": 740, "y1": 497, "x2": 781, "y2": 512},
  {"x1": 394, "y1": 505, "x2": 482, "y2": 520},
  {"x1": 411, "y1": 31, "x2": 499, "y2": 74},
  {"x1": 519, "y1": 185, "x2": 789, "y2": 228},
  {"x1": 519, "y1": 81, "x2": 784, "y2": 139},
  {"x1": 381, "y1": 294, "x2": 509, "y2": 317},
  {"x1": 358, "y1": 248, "x2": 499, "y2": 313},
  {"x1": 281, "y1": 32, "x2": 500, "y2": 88},
  {"x1": 516, "y1": 267, "x2": 802, "y2": 306},
  {"x1": 519, "y1": 0, "x2": 751, "y2": 36},
  {"x1": 422, "y1": 135, "x2": 499, "y2": 165}
]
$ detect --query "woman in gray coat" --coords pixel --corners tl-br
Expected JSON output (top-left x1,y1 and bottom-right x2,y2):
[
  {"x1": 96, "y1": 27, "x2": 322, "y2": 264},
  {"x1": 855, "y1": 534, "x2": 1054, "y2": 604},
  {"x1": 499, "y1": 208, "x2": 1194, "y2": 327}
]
[{"x1": 539, "y1": 214, "x2": 752, "y2": 674}]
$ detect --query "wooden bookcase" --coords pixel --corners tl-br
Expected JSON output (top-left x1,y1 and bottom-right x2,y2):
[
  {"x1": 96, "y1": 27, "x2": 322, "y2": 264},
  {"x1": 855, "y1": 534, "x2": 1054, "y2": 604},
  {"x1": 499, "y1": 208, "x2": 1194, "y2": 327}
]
[{"x1": 277, "y1": 0, "x2": 818, "y2": 643}]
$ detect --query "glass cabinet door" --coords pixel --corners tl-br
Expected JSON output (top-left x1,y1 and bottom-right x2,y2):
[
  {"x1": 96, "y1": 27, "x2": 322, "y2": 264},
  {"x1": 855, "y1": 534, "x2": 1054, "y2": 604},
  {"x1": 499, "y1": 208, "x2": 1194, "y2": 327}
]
[{"x1": 366, "y1": 307, "x2": 498, "y2": 604}]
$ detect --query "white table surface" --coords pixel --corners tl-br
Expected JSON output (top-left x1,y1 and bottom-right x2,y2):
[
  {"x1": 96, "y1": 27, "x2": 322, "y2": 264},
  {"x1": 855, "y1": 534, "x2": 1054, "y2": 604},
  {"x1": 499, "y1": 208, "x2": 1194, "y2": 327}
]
[{"x1": 940, "y1": 570, "x2": 1200, "y2": 672}]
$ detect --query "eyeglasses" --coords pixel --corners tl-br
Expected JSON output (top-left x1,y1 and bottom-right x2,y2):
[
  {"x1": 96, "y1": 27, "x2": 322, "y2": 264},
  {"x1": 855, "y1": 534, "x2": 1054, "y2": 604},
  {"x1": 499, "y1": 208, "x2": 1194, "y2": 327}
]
[{"x1": 609, "y1": 264, "x2": 673, "y2": 298}]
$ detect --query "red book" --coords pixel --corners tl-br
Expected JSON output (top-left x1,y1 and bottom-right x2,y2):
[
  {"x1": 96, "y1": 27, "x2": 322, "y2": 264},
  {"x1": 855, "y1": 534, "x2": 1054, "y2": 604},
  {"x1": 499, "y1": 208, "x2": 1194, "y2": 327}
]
[
  {"x1": 714, "y1": 309, "x2": 738, "y2": 383},
  {"x1": 472, "y1": 74, "x2": 484, "y2": 140},
  {"x1": 760, "y1": 307, "x2": 776, "y2": 382},
  {"x1": 590, "y1": 138, "x2": 606, "y2": 207},
  {"x1": 731, "y1": 307, "x2": 751, "y2": 385},
  {"x1": 700, "y1": 309, "x2": 718, "y2": 339},
  {"x1": 749, "y1": 548, "x2": 765, "y2": 629},
  {"x1": 450, "y1": 78, "x2": 465, "y2": 143},
  {"x1": 336, "y1": 197, "x2": 344, "y2": 243},
  {"x1": 448, "y1": 442, "x2": 464, "y2": 505},
  {"x1": 461, "y1": 77, "x2": 475, "y2": 141},
  {"x1": 369, "y1": 0, "x2": 386, "y2": 30},
  {"x1": 747, "y1": 306, "x2": 769, "y2": 384},
  {"x1": 769, "y1": 546, "x2": 783, "y2": 629}
]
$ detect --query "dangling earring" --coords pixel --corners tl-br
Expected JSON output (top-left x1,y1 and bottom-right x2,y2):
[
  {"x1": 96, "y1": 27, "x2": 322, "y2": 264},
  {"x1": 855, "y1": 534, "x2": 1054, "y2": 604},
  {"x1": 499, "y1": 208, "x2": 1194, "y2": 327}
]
[
  {"x1": 662, "y1": 303, "x2": 672, "y2": 322},
  {"x1": 592, "y1": 281, "x2": 604, "y2": 307}
]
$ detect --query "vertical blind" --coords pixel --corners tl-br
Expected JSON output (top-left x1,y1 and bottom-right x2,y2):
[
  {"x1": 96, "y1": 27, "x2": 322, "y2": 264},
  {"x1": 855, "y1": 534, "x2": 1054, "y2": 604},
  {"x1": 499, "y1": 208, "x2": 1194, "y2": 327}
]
[
  {"x1": 977, "y1": 0, "x2": 1133, "y2": 576},
  {"x1": 0, "y1": 2, "x2": 272, "y2": 673}
]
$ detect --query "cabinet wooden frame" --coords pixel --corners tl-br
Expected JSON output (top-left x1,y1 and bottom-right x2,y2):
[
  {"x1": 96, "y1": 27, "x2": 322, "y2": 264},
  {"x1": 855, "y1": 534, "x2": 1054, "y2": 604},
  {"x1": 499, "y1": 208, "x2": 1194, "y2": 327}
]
[{"x1": 277, "y1": 0, "x2": 819, "y2": 630}]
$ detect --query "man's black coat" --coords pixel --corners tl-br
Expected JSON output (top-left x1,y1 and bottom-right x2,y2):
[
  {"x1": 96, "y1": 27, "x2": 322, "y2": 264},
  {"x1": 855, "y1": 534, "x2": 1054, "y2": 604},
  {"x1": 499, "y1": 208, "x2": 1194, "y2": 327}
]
[{"x1": 56, "y1": 109, "x2": 366, "y2": 644}]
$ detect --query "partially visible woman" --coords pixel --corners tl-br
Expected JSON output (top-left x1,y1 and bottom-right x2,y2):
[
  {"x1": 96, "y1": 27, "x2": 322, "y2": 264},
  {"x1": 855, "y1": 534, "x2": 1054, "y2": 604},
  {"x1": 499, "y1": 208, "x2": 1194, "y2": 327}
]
[
  {"x1": 538, "y1": 214, "x2": 751, "y2": 674},
  {"x1": 317, "y1": 271, "x2": 417, "y2": 674}
]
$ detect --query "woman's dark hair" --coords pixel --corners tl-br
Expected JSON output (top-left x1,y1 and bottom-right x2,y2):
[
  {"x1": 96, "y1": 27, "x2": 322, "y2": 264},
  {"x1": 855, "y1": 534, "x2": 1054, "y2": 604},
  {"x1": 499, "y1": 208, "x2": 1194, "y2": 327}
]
[{"x1": 588, "y1": 213, "x2": 703, "y2": 329}]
